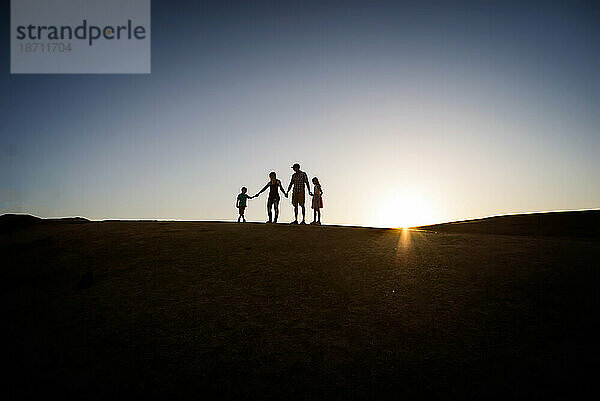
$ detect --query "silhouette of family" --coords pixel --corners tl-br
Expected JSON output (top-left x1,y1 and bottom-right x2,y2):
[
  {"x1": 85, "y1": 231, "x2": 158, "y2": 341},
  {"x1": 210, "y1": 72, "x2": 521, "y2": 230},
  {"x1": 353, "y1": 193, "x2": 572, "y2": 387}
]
[{"x1": 236, "y1": 163, "x2": 323, "y2": 225}]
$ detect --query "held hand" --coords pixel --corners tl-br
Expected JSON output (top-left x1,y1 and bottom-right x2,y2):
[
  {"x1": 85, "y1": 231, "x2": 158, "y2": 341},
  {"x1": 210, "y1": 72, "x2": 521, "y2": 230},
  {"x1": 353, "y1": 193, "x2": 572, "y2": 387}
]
[{"x1": 309, "y1": 192, "x2": 313, "y2": 196}]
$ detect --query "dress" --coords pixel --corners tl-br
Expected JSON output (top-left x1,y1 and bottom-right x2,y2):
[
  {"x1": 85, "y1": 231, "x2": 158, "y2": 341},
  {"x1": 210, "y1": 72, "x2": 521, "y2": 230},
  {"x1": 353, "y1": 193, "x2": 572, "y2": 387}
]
[{"x1": 312, "y1": 184, "x2": 323, "y2": 209}]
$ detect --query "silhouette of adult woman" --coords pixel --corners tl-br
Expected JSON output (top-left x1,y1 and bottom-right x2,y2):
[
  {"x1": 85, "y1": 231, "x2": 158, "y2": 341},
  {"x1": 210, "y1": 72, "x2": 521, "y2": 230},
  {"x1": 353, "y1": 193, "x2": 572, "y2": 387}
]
[{"x1": 255, "y1": 171, "x2": 288, "y2": 223}]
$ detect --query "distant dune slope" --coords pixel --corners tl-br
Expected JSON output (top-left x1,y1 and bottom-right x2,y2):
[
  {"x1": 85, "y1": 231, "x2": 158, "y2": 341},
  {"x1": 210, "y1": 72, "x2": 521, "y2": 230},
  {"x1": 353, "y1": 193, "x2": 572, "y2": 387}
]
[
  {"x1": 0, "y1": 213, "x2": 89, "y2": 233},
  {"x1": 417, "y1": 210, "x2": 600, "y2": 238}
]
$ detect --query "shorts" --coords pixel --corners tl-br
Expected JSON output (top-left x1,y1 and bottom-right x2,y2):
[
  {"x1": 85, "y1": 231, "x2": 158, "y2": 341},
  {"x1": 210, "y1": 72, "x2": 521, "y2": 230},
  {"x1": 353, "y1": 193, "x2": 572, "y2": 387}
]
[
  {"x1": 292, "y1": 191, "x2": 305, "y2": 207},
  {"x1": 238, "y1": 206, "x2": 246, "y2": 214},
  {"x1": 267, "y1": 195, "x2": 280, "y2": 209}
]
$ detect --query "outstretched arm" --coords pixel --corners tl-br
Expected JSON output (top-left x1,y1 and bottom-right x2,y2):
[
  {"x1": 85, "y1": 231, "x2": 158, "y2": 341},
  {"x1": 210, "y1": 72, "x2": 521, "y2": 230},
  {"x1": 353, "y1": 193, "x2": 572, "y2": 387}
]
[
  {"x1": 287, "y1": 178, "x2": 293, "y2": 193},
  {"x1": 305, "y1": 173, "x2": 311, "y2": 194},
  {"x1": 255, "y1": 183, "x2": 269, "y2": 198}
]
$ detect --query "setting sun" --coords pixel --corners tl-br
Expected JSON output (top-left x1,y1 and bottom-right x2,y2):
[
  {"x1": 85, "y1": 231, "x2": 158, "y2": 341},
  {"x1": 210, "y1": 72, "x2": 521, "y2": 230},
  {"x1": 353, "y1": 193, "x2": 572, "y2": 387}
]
[{"x1": 375, "y1": 191, "x2": 438, "y2": 228}]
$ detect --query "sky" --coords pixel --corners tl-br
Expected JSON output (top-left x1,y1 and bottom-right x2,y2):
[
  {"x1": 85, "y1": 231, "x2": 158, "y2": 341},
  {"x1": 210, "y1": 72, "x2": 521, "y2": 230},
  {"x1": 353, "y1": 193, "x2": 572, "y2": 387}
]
[{"x1": 1, "y1": 0, "x2": 599, "y2": 228}]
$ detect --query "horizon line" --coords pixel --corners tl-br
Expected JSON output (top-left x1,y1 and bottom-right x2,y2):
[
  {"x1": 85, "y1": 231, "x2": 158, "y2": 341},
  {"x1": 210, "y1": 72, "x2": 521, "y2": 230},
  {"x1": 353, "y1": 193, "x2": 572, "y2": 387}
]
[{"x1": 2, "y1": 208, "x2": 599, "y2": 230}]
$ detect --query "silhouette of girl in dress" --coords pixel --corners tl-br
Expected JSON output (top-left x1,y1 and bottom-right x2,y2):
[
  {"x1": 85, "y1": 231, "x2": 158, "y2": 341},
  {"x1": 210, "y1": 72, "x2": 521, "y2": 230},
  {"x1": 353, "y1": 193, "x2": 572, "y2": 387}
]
[{"x1": 311, "y1": 177, "x2": 323, "y2": 225}]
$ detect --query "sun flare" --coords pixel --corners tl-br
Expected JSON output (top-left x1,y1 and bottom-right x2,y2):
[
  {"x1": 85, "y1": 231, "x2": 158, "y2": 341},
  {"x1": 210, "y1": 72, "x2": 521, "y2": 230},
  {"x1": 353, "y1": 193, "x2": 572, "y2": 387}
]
[{"x1": 375, "y1": 191, "x2": 438, "y2": 229}]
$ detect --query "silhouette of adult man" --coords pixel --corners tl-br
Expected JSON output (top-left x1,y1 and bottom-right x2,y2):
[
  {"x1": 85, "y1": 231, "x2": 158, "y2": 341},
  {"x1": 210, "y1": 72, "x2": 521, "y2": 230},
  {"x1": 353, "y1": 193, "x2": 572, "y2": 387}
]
[{"x1": 287, "y1": 163, "x2": 311, "y2": 224}]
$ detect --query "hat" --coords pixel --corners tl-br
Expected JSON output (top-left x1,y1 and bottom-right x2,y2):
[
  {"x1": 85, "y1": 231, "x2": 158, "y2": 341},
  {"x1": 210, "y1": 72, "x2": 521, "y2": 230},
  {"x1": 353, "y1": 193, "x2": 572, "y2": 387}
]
[{"x1": 292, "y1": 163, "x2": 300, "y2": 169}]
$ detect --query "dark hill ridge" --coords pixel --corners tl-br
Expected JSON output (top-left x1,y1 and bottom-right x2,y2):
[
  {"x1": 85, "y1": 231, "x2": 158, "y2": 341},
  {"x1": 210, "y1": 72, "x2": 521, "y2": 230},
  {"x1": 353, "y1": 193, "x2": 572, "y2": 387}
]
[
  {"x1": 417, "y1": 209, "x2": 600, "y2": 238},
  {"x1": 3, "y1": 210, "x2": 600, "y2": 237},
  {"x1": 0, "y1": 213, "x2": 89, "y2": 232}
]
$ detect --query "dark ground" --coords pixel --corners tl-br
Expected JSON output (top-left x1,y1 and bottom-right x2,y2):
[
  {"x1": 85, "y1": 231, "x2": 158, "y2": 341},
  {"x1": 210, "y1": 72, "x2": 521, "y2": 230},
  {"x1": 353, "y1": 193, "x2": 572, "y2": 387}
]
[{"x1": 1, "y1": 214, "x2": 599, "y2": 400}]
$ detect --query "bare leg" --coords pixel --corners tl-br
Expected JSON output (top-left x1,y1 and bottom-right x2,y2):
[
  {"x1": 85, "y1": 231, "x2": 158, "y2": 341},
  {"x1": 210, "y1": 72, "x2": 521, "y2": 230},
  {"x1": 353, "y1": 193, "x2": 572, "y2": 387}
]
[
  {"x1": 300, "y1": 205, "x2": 306, "y2": 223},
  {"x1": 267, "y1": 201, "x2": 272, "y2": 223},
  {"x1": 293, "y1": 205, "x2": 299, "y2": 222},
  {"x1": 274, "y1": 201, "x2": 279, "y2": 223},
  {"x1": 317, "y1": 209, "x2": 321, "y2": 224}
]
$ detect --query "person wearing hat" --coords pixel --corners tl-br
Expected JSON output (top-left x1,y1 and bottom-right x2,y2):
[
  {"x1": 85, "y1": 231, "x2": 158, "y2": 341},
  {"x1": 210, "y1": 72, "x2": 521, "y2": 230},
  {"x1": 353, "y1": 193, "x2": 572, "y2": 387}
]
[{"x1": 286, "y1": 163, "x2": 311, "y2": 224}]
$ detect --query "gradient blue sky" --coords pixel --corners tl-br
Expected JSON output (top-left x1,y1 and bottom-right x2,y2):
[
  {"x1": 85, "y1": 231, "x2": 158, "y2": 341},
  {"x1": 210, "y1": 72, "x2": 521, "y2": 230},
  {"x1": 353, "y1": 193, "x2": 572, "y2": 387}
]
[{"x1": 2, "y1": 0, "x2": 599, "y2": 227}]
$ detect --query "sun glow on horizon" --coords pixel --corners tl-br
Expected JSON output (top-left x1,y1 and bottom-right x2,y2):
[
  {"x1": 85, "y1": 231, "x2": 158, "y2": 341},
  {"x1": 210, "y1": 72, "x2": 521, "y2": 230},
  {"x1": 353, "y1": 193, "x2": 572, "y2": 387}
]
[{"x1": 374, "y1": 191, "x2": 439, "y2": 229}]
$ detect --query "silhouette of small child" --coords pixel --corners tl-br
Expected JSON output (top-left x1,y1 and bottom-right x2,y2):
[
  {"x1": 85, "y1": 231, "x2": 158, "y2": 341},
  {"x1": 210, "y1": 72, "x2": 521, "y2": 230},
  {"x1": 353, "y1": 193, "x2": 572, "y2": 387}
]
[
  {"x1": 236, "y1": 187, "x2": 253, "y2": 222},
  {"x1": 310, "y1": 177, "x2": 323, "y2": 225}
]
